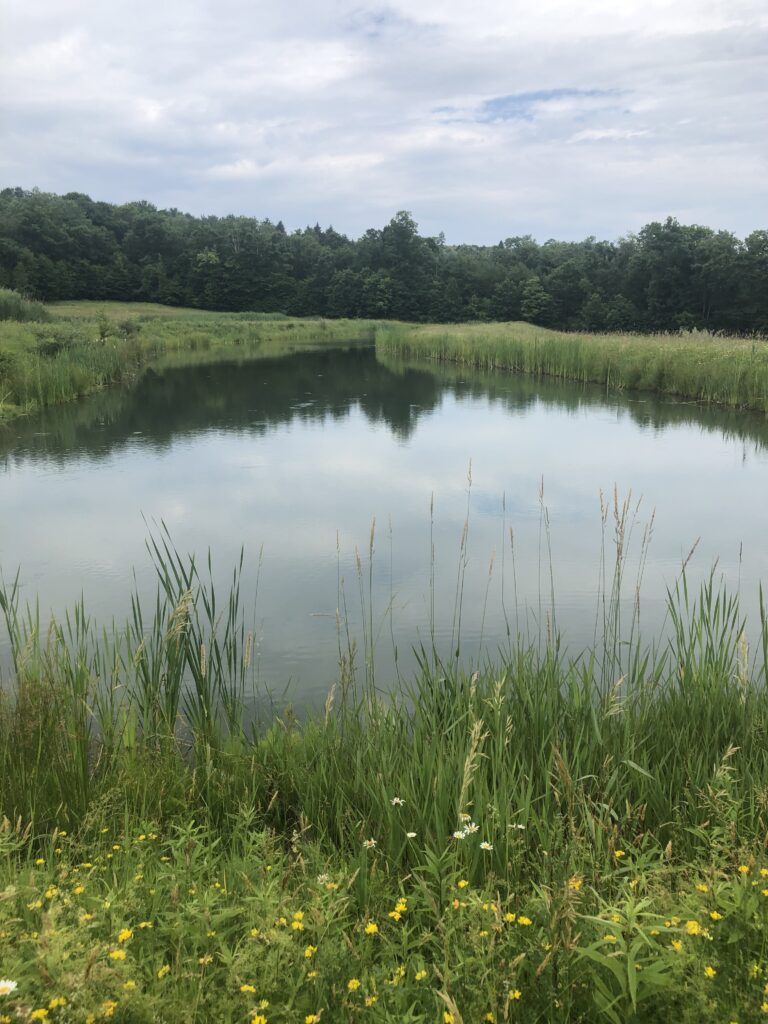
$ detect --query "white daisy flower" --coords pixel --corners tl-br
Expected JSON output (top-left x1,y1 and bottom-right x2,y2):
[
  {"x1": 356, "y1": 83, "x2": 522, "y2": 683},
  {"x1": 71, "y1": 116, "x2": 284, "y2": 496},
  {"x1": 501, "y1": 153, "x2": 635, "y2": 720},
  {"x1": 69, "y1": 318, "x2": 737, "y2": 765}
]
[
  {"x1": 0, "y1": 980, "x2": 18, "y2": 997},
  {"x1": 452, "y1": 830, "x2": 466, "y2": 840},
  {"x1": 390, "y1": 797, "x2": 405, "y2": 806},
  {"x1": 362, "y1": 838, "x2": 377, "y2": 849},
  {"x1": 406, "y1": 831, "x2": 417, "y2": 838},
  {"x1": 480, "y1": 841, "x2": 494, "y2": 851}
]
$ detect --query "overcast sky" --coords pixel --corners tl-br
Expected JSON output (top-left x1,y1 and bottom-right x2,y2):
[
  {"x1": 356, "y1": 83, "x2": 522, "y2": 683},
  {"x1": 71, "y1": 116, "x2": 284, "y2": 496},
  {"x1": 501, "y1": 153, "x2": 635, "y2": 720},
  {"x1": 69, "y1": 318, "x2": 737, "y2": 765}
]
[{"x1": 2, "y1": 0, "x2": 767, "y2": 243}]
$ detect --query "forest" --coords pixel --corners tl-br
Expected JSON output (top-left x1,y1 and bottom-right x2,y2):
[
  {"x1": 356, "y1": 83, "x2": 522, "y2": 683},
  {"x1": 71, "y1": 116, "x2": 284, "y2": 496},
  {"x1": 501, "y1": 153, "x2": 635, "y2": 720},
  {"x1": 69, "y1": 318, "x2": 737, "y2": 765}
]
[{"x1": 1, "y1": 186, "x2": 766, "y2": 333}]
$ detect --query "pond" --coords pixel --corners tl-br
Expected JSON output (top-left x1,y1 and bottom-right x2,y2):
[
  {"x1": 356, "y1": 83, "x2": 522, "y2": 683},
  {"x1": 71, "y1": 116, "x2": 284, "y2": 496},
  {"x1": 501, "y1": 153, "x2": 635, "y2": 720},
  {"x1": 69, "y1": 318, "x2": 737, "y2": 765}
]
[{"x1": 2, "y1": 340, "x2": 768, "y2": 705}]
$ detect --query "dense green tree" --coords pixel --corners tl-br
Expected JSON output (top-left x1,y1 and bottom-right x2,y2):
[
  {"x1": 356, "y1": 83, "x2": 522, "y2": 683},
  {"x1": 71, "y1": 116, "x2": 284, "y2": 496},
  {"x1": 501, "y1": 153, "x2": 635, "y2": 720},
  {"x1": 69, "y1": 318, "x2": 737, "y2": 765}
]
[{"x1": 0, "y1": 187, "x2": 764, "y2": 333}]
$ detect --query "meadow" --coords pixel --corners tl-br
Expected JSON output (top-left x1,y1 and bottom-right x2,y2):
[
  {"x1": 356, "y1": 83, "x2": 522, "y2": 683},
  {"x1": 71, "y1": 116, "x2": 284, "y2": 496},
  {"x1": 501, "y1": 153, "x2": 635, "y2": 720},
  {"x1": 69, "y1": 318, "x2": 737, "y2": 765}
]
[{"x1": 376, "y1": 322, "x2": 768, "y2": 413}]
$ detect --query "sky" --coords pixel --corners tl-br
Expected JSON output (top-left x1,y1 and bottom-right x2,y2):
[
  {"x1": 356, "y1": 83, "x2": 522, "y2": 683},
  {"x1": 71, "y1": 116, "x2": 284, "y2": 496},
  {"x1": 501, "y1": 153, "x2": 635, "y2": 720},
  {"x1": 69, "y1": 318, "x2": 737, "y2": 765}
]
[{"x1": 1, "y1": 0, "x2": 767, "y2": 244}]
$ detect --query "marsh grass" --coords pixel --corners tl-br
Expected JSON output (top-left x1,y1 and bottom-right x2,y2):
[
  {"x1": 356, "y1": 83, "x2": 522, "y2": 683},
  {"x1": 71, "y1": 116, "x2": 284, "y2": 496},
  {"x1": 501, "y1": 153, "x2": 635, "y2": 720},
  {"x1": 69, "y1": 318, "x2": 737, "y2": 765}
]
[
  {"x1": 377, "y1": 321, "x2": 768, "y2": 413},
  {"x1": 0, "y1": 303, "x2": 374, "y2": 422}
]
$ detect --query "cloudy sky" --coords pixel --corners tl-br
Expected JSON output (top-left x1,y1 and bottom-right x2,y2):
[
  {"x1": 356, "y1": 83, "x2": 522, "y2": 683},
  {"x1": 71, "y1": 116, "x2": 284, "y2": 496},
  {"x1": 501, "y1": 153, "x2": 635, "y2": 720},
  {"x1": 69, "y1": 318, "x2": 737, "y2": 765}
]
[{"x1": 2, "y1": 0, "x2": 767, "y2": 243}]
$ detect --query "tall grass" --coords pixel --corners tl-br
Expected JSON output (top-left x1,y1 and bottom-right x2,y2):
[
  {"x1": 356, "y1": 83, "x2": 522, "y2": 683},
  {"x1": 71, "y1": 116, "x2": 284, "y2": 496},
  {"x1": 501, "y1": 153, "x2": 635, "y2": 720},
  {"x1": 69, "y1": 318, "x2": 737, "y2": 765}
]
[
  {"x1": 0, "y1": 286, "x2": 49, "y2": 322},
  {"x1": 2, "y1": 522, "x2": 767, "y2": 877},
  {"x1": 376, "y1": 321, "x2": 768, "y2": 413},
  {"x1": 0, "y1": 303, "x2": 374, "y2": 421}
]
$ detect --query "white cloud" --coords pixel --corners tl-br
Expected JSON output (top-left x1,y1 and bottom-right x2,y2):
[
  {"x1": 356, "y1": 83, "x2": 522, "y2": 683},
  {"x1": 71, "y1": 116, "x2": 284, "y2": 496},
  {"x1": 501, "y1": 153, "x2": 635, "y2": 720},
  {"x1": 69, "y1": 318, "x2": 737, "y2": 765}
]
[{"x1": 1, "y1": 0, "x2": 766, "y2": 240}]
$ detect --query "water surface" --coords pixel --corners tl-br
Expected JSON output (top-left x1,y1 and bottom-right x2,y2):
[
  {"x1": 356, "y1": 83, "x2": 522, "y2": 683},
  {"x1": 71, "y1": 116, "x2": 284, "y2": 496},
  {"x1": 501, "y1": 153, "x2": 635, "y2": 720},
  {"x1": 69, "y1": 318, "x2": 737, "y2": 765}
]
[{"x1": 2, "y1": 342, "x2": 768, "y2": 704}]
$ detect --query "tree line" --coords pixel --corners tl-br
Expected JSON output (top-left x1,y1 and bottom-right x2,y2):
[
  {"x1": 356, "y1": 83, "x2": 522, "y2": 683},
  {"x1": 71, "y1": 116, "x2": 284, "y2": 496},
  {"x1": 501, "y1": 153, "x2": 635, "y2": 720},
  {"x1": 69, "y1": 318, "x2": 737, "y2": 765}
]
[{"x1": 1, "y1": 187, "x2": 766, "y2": 333}]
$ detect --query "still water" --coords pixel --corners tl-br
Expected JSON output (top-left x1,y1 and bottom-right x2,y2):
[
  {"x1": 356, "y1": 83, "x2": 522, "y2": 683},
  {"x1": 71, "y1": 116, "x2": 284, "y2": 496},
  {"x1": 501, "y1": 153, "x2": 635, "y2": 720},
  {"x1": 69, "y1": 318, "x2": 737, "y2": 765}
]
[{"x1": 2, "y1": 342, "x2": 768, "y2": 704}]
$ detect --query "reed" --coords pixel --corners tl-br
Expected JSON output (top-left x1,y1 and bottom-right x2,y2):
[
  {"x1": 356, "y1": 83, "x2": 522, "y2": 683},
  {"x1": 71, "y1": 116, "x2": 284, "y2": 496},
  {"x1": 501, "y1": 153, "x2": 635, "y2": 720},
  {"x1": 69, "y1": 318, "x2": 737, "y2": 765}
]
[{"x1": 376, "y1": 321, "x2": 768, "y2": 413}]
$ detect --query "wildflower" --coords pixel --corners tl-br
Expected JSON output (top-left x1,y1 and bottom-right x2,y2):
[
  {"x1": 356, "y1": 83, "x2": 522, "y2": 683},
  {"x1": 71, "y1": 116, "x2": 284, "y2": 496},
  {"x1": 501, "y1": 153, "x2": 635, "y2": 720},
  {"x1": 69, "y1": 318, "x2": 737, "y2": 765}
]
[
  {"x1": 390, "y1": 797, "x2": 405, "y2": 806},
  {"x1": 0, "y1": 981, "x2": 17, "y2": 997},
  {"x1": 122, "y1": 981, "x2": 136, "y2": 990},
  {"x1": 510, "y1": 990, "x2": 522, "y2": 1000},
  {"x1": 101, "y1": 1002, "x2": 117, "y2": 1019},
  {"x1": 45, "y1": 886, "x2": 58, "y2": 899},
  {"x1": 614, "y1": 850, "x2": 626, "y2": 859},
  {"x1": 250, "y1": 928, "x2": 260, "y2": 937},
  {"x1": 567, "y1": 877, "x2": 582, "y2": 891},
  {"x1": 629, "y1": 879, "x2": 638, "y2": 890},
  {"x1": 415, "y1": 970, "x2": 427, "y2": 981},
  {"x1": 79, "y1": 913, "x2": 94, "y2": 924},
  {"x1": 517, "y1": 915, "x2": 532, "y2": 926},
  {"x1": 293, "y1": 911, "x2": 305, "y2": 921},
  {"x1": 73, "y1": 885, "x2": 84, "y2": 895},
  {"x1": 109, "y1": 949, "x2": 127, "y2": 961},
  {"x1": 48, "y1": 997, "x2": 66, "y2": 1009},
  {"x1": 395, "y1": 900, "x2": 407, "y2": 913},
  {"x1": 511, "y1": 823, "x2": 526, "y2": 830},
  {"x1": 347, "y1": 979, "x2": 361, "y2": 991},
  {"x1": 452, "y1": 831, "x2": 466, "y2": 840},
  {"x1": 251, "y1": 1017, "x2": 267, "y2": 1024},
  {"x1": 444, "y1": 1014, "x2": 455, "y2": 1024},
  {"x1": 452, "y1": 899, "x2": 460, "y2": 909},
  {"x1": 457, "y1": 879, "x2": 469, "y2": 888},
  {"x1": 362, "y1": 838, "x2": 377, "y2": 849},
  {"x1": 305, "y1": 1016, "x2": 321, "y2": 1023},
  {"x1": 762, "y1": 889, "x2": 768, "y2": 897},
  {"x1": 388, "y1": 911, "x2": 401, "y2": 921},
  {"x1": 480, "y1": 841, "x2": 493, "y2": 851},
  {"x1": 30, "y1": 1012, "x2": 48, "y2": 1021},
  {"x1": 325, "y1": 882, "x2": 338, "y2": 891},
  {"x1": 27, "y1": 899, "x2": 43, "y2": 910},
  {"x1": 307, "y1": 971, "x2": 318, "y2": 979},
  {"x1": 240, "y1": 984, "x2": 257, "y2": 994},
  {"x1": 610, "y1": 914, "x2": 621, "y2": 924},
  {"x1": 364, "y1": 922, "x2": 379, "y2": 935},
  {"x1": 695, "y1": 883, "x2": 709, "y2": 893},
  {"x1": 459, "y1": 813, "x2": 471, "y2": 822},
  {"x1": 704, "y1": 966, "x2": 716, "y2": 978},
  {"x1": 685, "y1": 920, "x2": 702, "y2": 936},
  {"x1": 35, "y1": 858, "x2": 45, "y2": 866},
  {"x1": 604, "y1": 934, "x2": 618, "y2": 943},
  {"x1": 117, "y1": 928, "x2": 133, "y2": 943},
  {"x1": 365, "y1": 995, "x2": 377, "y2": 1006},
  {"x1": 304, "y1": 945, "x2": 317, "y2": 958},
  {"x1": 198, "y1": 954, "x2": 213, "y2": 965},
  {"x1": 761, "y1": 868, "x2": 768, "y2": 877},
  {"x1": 465, "y1": 822, "x2": 479, "y2": 834},
  {"x1": 762, "y1": 1003, "x2": 768, "y2": 1015},
  {"x1": 671, "y1": 939, "x2": 683, "y2": 952},
  {"x1": 259, "y1": 1002, "x2": 269, "y2": 1010},
  {"x1": 406, "y1": 832, "x2": 417, "y2": 838},
  {"x1": 138, "y1": 921, "x2": 153, "y2": 929},
  {"x1": 504, "y1": 912, "x2": 516, "y2": 923},
  {"x1": 157, "y1": 965, "x2": 170, "y2": 979},
  {"x1": 485, "y1": 1016, "x2": 495, "y2": 1022},
  {"x1": 709, "y1": 911, "x2": 723, "y2": 921},
  {"x1": 291, "y1": 920, "x2": 305, "y2": 931},
  {"x1": 738, "y1": 865, "x2": 750, "y2": 874}
]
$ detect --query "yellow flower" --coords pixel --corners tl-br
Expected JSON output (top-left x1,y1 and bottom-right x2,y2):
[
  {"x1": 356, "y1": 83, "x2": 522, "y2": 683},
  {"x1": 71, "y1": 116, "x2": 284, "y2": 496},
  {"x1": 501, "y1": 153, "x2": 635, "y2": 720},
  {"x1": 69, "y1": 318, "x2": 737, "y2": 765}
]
[
  {"x1": 517, "y1": 915, "x2": 532, "y2": 926},
  {"x1": 101, "y1": 1001, "x2": 117, "y2": 1019},
  {"x1": 762, "y1": 1003, "x2": 768, "y2": 1014},
  {"x1": 457, "y1": 879, "x2": 469, "y2": 888},
  {"x1": 307, "y1": 970, "x2": 318, "y2": 978},
  {"x1": 240, "y1": 984, "x2": 257, "y2": 994},
  {"x1": 117, "y1": 927, "x2": 133, "y2": 943},
  {"x1": 444, "y1": 1014, "x2": 455, "y2": 1024},
  {"x1": 364, "y1": 922, "x2": 379, "y2": 935},
  {"x1": 614, "y1": 850, "x2": 626, "y2": 859},
  {"x1": 510, "y1": 990, "x2": 522, "y2": 1000},
  {"x1": 251, "y1": 1017, "x2": 267, "y2": 1024},
  {"x1": 291, "y1": 920, "x2": 305, "y2": 930},
  {"x1": 604, "y1": 934, "x2": 617, "y2": 943},
  {"x1": 259, "y1": 1001, "x2": 269, "y2": 1010},
  {"x1": 610, "y1": 914, "x2": 621, "y2": 924},
  {"x1": 138, "y1": 921, "x2": 153, "y2": 929},
  {"x1": 709, "y1": 911, "x2": 723, "y2": 921},
  {"x1": 30, "y1": 1012, "x2": 49, "y2": 1021},
  {"x1": 567, "y1": 876, "x2": 582, "y2": 891},
  {"x1": 395, "y1": 900, "x2": 407, "y2": 913},
  {"x1": 504, "y1": 912, "x2": 516, "y2": 923},
  {"x1": 305, "y1": 1015, "x2": 321, "y2": 1023},
  {"x1": 109, "y1": 949, "x2": 127, "y2": 960},
  {"x1": 738, "y1": 864, "x2": 750, "y2": 874},
  {"x1": 304, "y1": 945, "x2": 317, "y2": 958},
  {"x1": 671, "y1": 939, "x2": 683, "y2": 953},
  {"x1": 123, "y1": 981, "x2": 137, "y2": 990},
  {"x1": 704, "y1": 965, "x2": 716, "y2": 978},
  {"x1": 695, "y1": 883, "x2": 709, "y2": 893},
  {"x1": 365, "y1": 995, "x2": 378, "y2": 1006},
  {"x1": 415, "y1": 970, "x2": 427, "y2": 981},
  {"x1": 73, "y1": 885, "x2": 84, "y2": 895},
  {"x1": 157, "y1": 964, "x2": 170, "y2": 978},
  {"x1": 762, "y1": 889, "x2": 768, "y2": 897},
  {"x1": 48, "y1": 997, "x2": 66, "y2": 1009},
  {"x1": 35, "y1": 858, "x2": 45, "y2": 866},
  {"x1": 325, "y1": 882, "x2": 338, "y2": 891},
  {"x1": 761, "y1": 868, "x2": 768, "y2": 877},
  {"x1": 250, "y1": 928, "x2": 260, "y2": 937},
  {"x1": 685, "y1": 920, "x2": 702, "y2": 935},
  {"x1": 388, "y1": 911, "x2": 402, "y2": 921},
  {"x1": 45, "y1": 887, "x2": 58, "y2": 899},
  {"x1": 347, "y1": 979, "x2": 361, "y2": 991},
  {"x1": 293, "y1": 910, "x2": 305, "y2": 920},
  {"x1": 79, "y1": 913, "x2": 94, "y2": 924},
  {"x1": 198, "y1": 954, "x2": 213, "y2": 965},
  {"x1": 485, "y1": 1016, "x2": 495, "y2": 1022}
]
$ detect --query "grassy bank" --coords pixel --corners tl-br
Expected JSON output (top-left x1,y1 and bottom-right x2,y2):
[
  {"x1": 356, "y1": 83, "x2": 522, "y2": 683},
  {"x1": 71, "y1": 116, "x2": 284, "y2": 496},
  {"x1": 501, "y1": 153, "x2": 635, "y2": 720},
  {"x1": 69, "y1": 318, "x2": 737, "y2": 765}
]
[
  {"x1": 376, "y1": 322, "x2": 768, "y2": 413},
  {"x1": 3, "y1": 537, "x2": 768, "y2": 1021},
  {"x1": 0, "y1": 300, "x2": 373, "y2": 423}
]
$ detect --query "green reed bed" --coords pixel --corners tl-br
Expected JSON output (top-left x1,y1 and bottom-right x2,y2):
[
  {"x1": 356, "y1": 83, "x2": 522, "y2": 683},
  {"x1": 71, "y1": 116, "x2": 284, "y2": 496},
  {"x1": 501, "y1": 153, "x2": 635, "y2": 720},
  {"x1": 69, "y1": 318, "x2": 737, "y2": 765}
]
[
  {"x1": 376, "y1": 322, "x2": 768, "y2": 413},
  {"x1": 0, "y1": 298, "x2": 373, "y2": 422},
  {"x1": 4, "y1": 537, "x2": 768, "y2": 1020}
]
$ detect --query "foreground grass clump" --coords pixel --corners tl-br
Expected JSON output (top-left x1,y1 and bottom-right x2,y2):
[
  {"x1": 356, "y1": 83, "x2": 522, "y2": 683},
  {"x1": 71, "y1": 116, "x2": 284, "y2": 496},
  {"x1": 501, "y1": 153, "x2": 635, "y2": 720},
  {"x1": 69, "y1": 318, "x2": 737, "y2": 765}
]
[
  {"x1": 0, "y1": 287, "x2": 49, "y2": 323},
  {"x1": 0, "y1": 301, "x2": 373, "y2": 422},
  {"x1": 376, "y1": 321, "x2": 768, "y2": 412},
  {"x1": 4, "y1": 539, "x2": 768, "y2": 1019}
]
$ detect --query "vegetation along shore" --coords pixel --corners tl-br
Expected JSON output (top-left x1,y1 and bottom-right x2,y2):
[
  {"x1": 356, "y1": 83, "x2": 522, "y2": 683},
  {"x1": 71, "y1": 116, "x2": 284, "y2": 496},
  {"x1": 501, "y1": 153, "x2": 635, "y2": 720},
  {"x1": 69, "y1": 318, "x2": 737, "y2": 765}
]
[{"x1": 2, "y1": 529, "x2": 768, "y2": 1021}]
